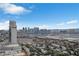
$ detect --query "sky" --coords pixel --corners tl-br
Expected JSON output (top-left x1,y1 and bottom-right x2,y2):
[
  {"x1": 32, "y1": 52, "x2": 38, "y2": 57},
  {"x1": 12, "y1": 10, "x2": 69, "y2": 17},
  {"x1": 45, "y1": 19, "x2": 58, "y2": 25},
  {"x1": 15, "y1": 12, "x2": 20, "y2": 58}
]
[{"x1": 0, "y1": 3, "x2": 79, "y2": 30}]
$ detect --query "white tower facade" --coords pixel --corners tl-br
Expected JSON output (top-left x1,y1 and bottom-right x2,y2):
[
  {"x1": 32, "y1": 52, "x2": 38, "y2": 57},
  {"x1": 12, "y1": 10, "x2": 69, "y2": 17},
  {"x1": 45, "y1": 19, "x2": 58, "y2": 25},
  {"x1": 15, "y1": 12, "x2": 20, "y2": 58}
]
[{"x1": 9, "y1": 20, "x2": 17, "y2": 44}]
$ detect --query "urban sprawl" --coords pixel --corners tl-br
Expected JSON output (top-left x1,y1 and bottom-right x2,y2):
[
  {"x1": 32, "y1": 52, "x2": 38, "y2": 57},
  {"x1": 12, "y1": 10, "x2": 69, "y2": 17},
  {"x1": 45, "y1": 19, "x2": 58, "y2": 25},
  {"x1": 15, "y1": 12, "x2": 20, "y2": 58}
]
[{"x1": 0, "y1": 20, "x2": 79, "y2": 56}]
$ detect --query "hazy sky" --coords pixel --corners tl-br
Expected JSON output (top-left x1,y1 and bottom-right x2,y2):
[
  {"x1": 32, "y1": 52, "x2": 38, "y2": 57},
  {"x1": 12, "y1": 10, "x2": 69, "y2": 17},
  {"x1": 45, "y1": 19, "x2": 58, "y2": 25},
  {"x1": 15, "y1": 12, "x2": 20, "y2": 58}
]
[{"x1": 0, "y1": 3, "x2": 79, "y2": 30}]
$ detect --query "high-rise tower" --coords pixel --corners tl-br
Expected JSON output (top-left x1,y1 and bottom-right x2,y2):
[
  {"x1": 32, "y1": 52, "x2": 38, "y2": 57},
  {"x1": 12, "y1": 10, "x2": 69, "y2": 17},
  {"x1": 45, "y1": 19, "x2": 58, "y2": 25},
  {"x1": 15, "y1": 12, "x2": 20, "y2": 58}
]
[
  {"x1": 9, "y1": 20, "x2": 17, "y2": 44},
  {"x1": 0, "y1": 20, "x2": 23, "y2": 56}
]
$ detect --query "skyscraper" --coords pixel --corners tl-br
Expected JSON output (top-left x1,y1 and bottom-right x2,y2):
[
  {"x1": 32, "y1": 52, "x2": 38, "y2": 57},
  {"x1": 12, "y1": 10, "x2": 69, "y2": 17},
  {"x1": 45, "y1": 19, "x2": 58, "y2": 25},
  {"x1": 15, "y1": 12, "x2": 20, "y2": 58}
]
[
  {"x1": 0, "y1": 20, "x2": 24, "y2": 56},
  {"x1": 9, "y1": 20, "x2": 17, "y2": 44}
]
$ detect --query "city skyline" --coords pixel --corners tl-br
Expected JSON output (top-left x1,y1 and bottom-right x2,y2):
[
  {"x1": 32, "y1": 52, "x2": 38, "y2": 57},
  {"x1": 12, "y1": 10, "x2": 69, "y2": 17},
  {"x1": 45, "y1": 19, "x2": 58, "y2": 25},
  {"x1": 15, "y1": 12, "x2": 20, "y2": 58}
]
[{"x1": 0, "y1": 3, "x2": 79, "y2": 30}]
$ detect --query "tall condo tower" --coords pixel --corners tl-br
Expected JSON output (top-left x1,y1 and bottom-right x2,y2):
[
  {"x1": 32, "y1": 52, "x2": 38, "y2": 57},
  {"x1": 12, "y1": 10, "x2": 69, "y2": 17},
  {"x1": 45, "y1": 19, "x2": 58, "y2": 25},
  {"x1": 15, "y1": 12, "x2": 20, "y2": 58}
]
[
  {"x1": 9, "y1": 20, "x2": 17, "y2": 44},
  {"x1": 0, "y1": 20, "x2": 22, "y2": 56}
]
